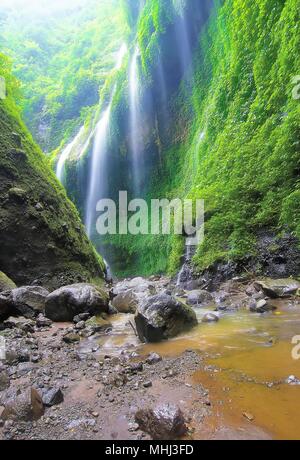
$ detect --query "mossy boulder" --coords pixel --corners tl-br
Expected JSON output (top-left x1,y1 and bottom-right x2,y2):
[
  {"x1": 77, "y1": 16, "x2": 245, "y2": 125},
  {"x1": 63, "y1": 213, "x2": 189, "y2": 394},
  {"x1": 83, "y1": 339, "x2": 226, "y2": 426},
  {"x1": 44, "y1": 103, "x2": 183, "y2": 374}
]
[
  {"x1": 45, "y1": 283, "x2": 109, "y2": 322},
  {"x1": 0, "y1": 271, "x2": 16, "y2": 292},
  {"x1": 254, "y1": 279, "x2": 300, "y2": 298},
  {"x1": 0, "y1": 102, "x2": 105, "y2": 290}
]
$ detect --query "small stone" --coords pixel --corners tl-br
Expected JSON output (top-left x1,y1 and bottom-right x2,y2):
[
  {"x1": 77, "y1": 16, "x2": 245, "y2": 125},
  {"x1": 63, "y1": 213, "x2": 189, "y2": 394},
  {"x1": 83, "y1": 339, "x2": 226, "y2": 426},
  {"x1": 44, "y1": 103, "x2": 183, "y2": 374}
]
[
  {"x1": 202, "y1": 312, "x2": 219, "y2": 323},
  {"x1": 128, "y1": 422, "x2": 139, "y2": 432},
  {"x1": 42, "y1": 388, "x2": 64, "y2": 407},
  {"x1": 135, "y1": 404, "x2": 187, "y2": 440},
  {"x1": 63, "y1": 333, "x2": 80, "y2": 344},
  {"x1": 243, "y1": 412, "x2": 255, "y2": 422},
  {"x1": 146, "y1": 352, "x2": 162, "y2": 365},
  {"x1": 143, "y1": 381, "x2": 152, "y2": 388}
]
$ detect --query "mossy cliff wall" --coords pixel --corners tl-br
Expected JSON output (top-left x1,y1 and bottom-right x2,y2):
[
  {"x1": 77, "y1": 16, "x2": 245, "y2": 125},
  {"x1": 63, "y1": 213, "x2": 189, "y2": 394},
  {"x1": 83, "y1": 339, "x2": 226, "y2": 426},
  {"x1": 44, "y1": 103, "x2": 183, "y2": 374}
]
[
  {"x1": 115, "y1": 0, "x2": 300, "y2": 277},
  {"x1": 0, "y1": 96, "x2": 105, "y2": 290},
  {"x1": 54, "y1": 0, "x2": 300, "y2": 278}
]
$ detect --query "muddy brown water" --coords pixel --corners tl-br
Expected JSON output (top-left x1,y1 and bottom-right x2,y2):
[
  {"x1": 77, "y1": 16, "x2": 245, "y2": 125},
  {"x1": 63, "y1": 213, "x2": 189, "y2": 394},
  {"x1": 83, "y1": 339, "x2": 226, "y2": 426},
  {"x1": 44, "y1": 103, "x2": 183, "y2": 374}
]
[{"x1": 82, "y1": 300, "x2": 300, "y2": 440}]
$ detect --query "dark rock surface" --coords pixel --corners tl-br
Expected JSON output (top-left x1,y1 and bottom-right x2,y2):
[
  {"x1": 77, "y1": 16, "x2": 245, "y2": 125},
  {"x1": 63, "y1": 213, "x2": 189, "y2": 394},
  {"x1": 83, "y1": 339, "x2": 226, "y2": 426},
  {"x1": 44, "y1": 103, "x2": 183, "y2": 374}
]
[
  {"x1": 135, "y1": 293, "x2": 198, "y2": 343},
  {"x1": 45, "y1": 284, "x2": 109, "y2": 322},
  {"x1": 135, "y1": 404, "x2": 187, "y2": 440}
]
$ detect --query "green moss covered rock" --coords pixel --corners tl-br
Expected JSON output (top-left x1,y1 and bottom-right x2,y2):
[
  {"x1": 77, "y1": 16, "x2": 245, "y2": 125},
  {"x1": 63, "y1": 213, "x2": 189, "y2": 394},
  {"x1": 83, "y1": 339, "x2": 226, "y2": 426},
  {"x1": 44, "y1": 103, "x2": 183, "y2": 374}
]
[
  {"x1": 0, "y1": 271, "x2": 16, "y2": 292},
  {"x1": 0, "y1": 99, "x2": 105, "y2": 290}
]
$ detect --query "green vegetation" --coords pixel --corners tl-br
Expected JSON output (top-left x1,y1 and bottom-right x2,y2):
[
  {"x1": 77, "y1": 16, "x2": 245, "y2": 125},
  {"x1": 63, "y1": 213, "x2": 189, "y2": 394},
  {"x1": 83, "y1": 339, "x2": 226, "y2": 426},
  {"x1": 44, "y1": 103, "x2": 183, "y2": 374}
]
[
  {"x1": 98, "y1": 0, "x2": 300, "y2": 277},
  {"x1": 0, "y1": 0, "x2": 127, "y2": 151},
  {"x1": 1, "y1": 0, "x2": 299, "y2": 279}
]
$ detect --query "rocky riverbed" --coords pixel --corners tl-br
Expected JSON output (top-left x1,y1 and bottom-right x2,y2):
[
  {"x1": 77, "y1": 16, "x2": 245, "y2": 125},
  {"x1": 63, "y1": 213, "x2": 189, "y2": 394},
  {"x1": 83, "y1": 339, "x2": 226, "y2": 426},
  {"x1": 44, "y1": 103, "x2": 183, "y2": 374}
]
[{"x1": 0, "y1": 273, "x2": 300, "y2": 440}]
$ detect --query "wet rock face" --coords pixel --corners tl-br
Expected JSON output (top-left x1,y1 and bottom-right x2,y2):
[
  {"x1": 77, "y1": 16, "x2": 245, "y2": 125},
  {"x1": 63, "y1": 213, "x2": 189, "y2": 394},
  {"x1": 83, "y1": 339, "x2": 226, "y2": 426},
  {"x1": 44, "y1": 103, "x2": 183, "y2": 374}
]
[
  {"x1": 254, "y1": 279, "x2": 300, "y2": 299},
  {"x1": 1, "y1": 388, "x2": 44, "y2": 422},
  {"x1": 0, "y1": 272, "x2": 16, "y2": 293},
  {"x1": 45, "y1": 283, "x2": 109, "y2": 322},
  {"x1": 134, "y1": 293, "x2": 198, "y2": 343},
  {"x1": 135, "y1": 404, "x2": 187, "y2": 440},
  {"x1": 193, "y1": 233, "x2": 300, "y2": 288}
]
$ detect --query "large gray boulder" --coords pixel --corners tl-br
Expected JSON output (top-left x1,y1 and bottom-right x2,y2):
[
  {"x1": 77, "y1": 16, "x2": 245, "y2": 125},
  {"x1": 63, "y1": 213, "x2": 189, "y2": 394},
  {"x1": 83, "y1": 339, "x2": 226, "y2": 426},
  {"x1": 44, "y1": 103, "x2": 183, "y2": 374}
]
[
  {"x1": 134, "y1": 293, "x2": 197, "y2": 343},
  {"x1": 45, "y1": 283, "x2": 109, "y2": 322},
  {"x1": 10, "y1": 286, "x2": 49, "y2": 318},
  {"x1": 0, "y1": 286, "x2": 49, "y2": 320},
  {"x1": 254, "y1": 279, "x2": 300, "y2": 298},
  {"x1": 0, "y1": 272, "x2": 16, "y2": 293}
]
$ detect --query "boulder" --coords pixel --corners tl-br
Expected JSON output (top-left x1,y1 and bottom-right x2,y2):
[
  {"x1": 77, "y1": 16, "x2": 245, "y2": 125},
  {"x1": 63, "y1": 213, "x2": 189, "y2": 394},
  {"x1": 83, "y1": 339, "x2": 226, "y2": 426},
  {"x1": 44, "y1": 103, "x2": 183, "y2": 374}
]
[
  {"x1": 134, "y1": 294, "x2": 197, "y2": 343},
  {"x1": 45, "y1": 283, "x2": 109, "y2": 322},
  {"x1": 4, "y1": 316, "x2": 35, "y2": 333},
  {"x1": 113, "y1": 277, "x2": 156, "y2": 297},
  {"x1": 84, "y1": 315, "x2": 112, "y2": 333},
  {"x1": 135, "y1": 404, "x2": 187, "y2": 440},
  {"x1": 112, "y1": 290, "x2": 139, "y2": 313},
  {"x1": 73, "y1": 312, "x2": 91, "y2": 323},
  {"x1": 1, "y1": 387, "x2": 44, "y2": 422},
  {"x1": 8, "y1": 286, "x2": 49, "y2": 318},
  {"x1": 63, "y1": 333, "x2": 81, "y2": 344},
  {"x1": 146, "y1": 352, "x2": 162, "y2": 365},
  {"x1": 186, "y1": 290, "x2": 214, "y2": 306},
  {"x1": 202, "y1": 312, "x2": 220, "y2": 323},
  {"x1": 36, "y1": 314, "x2": 52, "y2": 328},
  {"x1": 254, "y1": 279, "x2": 300, "y2": 298},
  {"x1": 249, "y1": 299, "x2": 277, "y2": 313},
  {"x1": 0, "y1": 272, "x2": 16, "y2": 293}
]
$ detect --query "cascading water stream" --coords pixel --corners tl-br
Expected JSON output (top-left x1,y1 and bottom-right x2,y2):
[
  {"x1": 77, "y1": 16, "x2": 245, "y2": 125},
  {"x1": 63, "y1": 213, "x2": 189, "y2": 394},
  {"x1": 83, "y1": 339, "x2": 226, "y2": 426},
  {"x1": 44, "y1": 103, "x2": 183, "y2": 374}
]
[
  {"x1": 129, "y1": 47, "x2": 143, "y2": 196},
  {"x1": 85, "y1": 44, "x2": 127, "y2": 238},
  {"x1": 56, "y1": 125, "x2": 85, "y2": 184},
  {"x1": 85, "y1": 104, "x2": 112, "y2": 238}
]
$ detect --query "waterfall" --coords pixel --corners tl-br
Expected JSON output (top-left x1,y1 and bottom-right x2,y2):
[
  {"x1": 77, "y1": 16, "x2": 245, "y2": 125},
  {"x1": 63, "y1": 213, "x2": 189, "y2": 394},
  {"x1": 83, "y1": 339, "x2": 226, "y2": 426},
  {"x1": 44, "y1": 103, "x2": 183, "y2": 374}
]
[
  {"x1": 129, "y1": 47, "x2": 143, "y2": 196},
  {"x1": 85, "y1": 44, "x2": 127, "y2": 238},
  {"x1": 56, "y1": 125, "x2": 85, "y2": 184},
  {"x1": 174, "y1": 9, "x2": 193, "y2": 78},
  {"x1": 176, "y1": 241, "x2": 197, "y2": 288},
  {"x1": 85, "y1": 104, "x2": 112, "y2": 238}
]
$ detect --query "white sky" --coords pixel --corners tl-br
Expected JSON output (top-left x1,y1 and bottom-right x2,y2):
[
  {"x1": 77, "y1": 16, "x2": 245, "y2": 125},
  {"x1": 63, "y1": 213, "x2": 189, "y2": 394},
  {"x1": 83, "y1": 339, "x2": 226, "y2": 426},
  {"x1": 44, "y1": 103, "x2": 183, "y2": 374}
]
[{"x1": 0, "y1": 0, "x2": 92, "y2": 12}]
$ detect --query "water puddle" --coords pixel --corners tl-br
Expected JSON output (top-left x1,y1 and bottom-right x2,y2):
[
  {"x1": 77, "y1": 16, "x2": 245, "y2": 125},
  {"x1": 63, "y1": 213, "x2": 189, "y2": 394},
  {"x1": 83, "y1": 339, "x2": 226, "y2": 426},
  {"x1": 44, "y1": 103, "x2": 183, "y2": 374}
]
[
  {"x1": 93, "y1": 299, "x2": 300, "y2": 439},
  {"x1": 140, "y1": 300, "x2": 300, "y2": 439}
]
